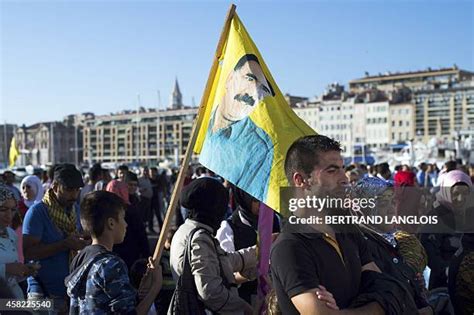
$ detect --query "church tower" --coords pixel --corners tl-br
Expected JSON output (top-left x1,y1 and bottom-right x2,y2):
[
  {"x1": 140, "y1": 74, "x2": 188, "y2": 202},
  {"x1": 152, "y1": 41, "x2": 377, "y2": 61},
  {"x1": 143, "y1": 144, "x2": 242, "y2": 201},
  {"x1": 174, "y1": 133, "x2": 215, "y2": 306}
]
[{"x1": 170, "y1": 78, "x2": 183, "y2": 109}]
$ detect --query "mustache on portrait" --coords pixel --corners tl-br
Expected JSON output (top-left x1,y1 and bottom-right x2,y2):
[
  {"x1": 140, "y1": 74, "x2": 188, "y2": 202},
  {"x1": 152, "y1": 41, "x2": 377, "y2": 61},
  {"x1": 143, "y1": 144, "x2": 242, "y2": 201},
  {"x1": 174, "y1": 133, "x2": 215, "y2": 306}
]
[{"x1": 234, "y1": 93, "x2": 255, "y2": 106}]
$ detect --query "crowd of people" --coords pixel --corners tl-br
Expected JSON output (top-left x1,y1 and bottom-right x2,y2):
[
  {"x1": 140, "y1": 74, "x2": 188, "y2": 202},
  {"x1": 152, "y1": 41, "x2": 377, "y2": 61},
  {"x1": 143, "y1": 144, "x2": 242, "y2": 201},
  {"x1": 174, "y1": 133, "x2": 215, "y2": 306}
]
[{"x1": 0, "y1": 134, "x2": 473, "y2": 314}]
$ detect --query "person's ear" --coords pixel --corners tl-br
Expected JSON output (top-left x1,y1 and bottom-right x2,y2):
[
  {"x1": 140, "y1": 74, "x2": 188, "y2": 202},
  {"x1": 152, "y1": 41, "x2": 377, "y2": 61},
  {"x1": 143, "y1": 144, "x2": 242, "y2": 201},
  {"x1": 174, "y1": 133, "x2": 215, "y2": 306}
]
[
  {"x1": 51, "y1": 181, "x2": 59, "y2": 193},
  {"x1": 107, "y1": 217, "x2": 116, "y2": 230},
  {"x1": 292, "y1": 172, "x2": 308, "y2": 188}
]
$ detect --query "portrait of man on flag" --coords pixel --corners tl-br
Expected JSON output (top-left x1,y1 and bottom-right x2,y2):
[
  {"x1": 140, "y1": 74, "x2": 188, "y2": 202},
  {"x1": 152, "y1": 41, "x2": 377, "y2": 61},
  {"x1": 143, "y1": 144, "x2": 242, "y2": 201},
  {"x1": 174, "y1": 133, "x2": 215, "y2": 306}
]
[
  {"x1": 200, "y1": 53, "x2": 276, "y2": 201},
  {"x1": 194, "y1": 13, "x2": 315, "y2": 214}
]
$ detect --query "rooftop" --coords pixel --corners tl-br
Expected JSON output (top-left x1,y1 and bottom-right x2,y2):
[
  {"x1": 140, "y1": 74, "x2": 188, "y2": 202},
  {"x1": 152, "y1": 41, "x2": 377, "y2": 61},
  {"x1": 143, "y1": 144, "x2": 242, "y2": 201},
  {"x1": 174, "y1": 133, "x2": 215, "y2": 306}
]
[{"x1": 350, "y1": 66, "x2": 474, "y2": 84}]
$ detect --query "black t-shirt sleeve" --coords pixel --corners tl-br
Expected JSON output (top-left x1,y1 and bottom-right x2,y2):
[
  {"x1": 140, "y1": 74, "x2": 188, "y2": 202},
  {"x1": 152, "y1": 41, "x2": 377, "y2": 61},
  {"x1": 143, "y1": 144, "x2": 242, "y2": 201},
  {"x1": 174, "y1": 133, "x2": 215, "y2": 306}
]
[
  {"x1": 271, "y1": 239, "x2": 319, "y2": 298},
  {"x1": 353, "y1": 233, "x2": 373, "y2": 266}
]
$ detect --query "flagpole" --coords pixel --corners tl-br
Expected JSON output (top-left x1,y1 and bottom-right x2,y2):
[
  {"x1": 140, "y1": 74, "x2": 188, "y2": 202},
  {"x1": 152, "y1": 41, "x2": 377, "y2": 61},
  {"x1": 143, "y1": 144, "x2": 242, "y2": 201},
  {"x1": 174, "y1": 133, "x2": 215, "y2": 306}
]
[{"x1": 152, "y1": 3, "x2": 237, "y2": 262}]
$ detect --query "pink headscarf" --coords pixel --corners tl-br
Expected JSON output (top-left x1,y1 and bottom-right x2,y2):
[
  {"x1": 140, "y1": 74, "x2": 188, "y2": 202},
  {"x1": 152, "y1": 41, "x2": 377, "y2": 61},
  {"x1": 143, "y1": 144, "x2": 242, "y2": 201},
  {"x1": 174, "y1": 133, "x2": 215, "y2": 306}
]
[
  {"x1": 105, "y1": 180, "x2": 130, "y2": 205},
  {"x1": 435, "y1": 170, "x2": 473, "y2": 211}
]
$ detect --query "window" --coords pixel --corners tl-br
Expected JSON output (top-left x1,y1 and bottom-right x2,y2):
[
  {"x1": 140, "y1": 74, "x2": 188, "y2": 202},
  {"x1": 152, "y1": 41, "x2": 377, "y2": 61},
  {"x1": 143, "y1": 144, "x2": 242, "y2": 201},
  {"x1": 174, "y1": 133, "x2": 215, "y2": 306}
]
[
  {"x1": 399, "y1": 121, "x2": 403, "y2": 126},
  {"x1": 392, "y1": 132, "x2": 395, "y2": 140},
  {"x1": 406, "y1": 121, "x2": 409, "y2": 127},
  {"x1": 392, "y1": 121, "x2": 395, "y2": 127}
]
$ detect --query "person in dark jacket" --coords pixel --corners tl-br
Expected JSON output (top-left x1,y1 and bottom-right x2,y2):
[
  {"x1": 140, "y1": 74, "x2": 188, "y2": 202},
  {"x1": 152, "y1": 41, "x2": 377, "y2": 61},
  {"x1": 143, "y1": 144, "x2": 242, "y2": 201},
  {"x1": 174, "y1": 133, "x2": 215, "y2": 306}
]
[
  {"x1": 65, "y1": 191, "x2": 161, "y2": 315},
  {"x1": 352, "y1": 177, "x2": 431, "y2": 314},
  {"x1": 105, "y1": 179, "x2": 150, "y2": 270},
  {"x1": 420, "y1": 170, "x2": 472, "y2": 290},
  {"x1": 449, "y1": 233, "x2": 474, "y2": 315},
  {"x1": 216, "y1": 186, "x2": 280, "y2": 304}
]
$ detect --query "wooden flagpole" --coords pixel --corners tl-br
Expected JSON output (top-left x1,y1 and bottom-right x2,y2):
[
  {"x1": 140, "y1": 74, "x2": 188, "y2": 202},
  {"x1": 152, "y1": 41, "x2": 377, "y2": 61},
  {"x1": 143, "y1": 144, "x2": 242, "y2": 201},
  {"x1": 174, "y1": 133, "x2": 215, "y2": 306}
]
[{"x1": 152, "y1": 3, "x2": 237, "y2": 262}]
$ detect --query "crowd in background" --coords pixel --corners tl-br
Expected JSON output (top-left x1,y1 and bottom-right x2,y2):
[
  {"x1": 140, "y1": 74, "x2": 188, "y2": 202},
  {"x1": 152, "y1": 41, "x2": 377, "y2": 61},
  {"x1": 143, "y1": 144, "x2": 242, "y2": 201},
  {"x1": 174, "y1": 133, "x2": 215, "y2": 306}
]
[{"x1": 0, "y1": 149, "x2": 474, "y2": 315}]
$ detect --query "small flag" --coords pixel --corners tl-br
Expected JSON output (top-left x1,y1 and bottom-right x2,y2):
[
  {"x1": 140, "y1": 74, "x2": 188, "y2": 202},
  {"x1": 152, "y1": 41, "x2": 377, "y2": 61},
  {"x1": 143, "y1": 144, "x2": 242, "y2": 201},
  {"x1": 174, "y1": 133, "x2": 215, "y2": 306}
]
[{"x1": 9, "y1": 137, "x2": 19, "y2": 168}]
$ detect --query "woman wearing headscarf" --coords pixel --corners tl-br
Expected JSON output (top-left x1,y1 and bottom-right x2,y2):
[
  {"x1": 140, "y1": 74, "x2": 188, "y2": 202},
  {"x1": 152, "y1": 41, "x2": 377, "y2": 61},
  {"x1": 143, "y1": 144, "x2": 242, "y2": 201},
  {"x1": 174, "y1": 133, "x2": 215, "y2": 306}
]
[
  {"x1": 216, "y1": 186, "x2": 280, "y2": 304},
  {"x1": 20, "y1": 175, "x2": 45, "y2": 212},
  {"x1": 420, "y1": 170, "x2": 473, "y2": 290},
  {"x1": 105, "y1": 180, "x2": 150, "y2": 270},
  {"x1": 351, "y1": 177, "x2": 430, "y2": 313},
  {"x1": 0, "y1": 183, "x2": 39, "y2": 298},
  {"x1": 169, "y1": 178, "x2": 257, "y2": 315}
]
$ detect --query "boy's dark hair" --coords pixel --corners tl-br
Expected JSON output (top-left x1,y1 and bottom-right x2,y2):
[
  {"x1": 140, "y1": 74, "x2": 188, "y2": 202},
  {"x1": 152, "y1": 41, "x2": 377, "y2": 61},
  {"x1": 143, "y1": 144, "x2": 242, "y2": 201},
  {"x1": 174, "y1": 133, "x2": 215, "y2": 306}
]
[
  {"x1": 284, "y1": 135, "x2": 342, "y2": 183},
  {"x1": 125, "y1": 171, "x2": 138, "y2": 183},
  {"x1": 80, "y1": 191, "x2": 125, "y2": 237}
]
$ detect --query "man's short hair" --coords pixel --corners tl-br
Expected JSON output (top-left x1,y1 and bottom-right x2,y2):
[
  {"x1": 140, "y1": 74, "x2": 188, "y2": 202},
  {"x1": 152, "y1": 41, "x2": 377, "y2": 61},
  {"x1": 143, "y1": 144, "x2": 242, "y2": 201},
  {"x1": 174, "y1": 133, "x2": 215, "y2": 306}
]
[
  {"x1": 124, "y1": 171, "x2": 138, "y2": 183},
  {"x1": 118, "y1": 165, "x2": 129, "y2": 172},
  {"x1": 234, "y1": 54, "x2": 275, "y2": 96},
  {"x1": 2, "y1": 171, "x2": 14, "y2": 179},
  {"x1": 53, "y1": 164, "x2": 84, "y2": 188},
  {"x1": 80, "y1": 191, "x2": 125, "y2": 237},
  {"x1": 89, "y1": 164, "x2": 103, "y2": 182},
  {"x1": 445, "y1": 160, "x2": 457, "y2": 172},
  {"x1": 284, "y1": 135, "x2": 342, "y2": 182},
  {"x1": 377, "y1": 163, "x2": 390, "y2": 175}
]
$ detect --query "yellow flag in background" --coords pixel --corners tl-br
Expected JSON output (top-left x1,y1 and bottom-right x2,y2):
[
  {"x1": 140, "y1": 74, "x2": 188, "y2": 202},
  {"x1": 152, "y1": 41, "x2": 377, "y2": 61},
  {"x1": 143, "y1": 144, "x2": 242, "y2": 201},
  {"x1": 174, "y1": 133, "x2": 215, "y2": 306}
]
[
  {"x1": 194, "y1": 13, "x2": 316, "y2": 214},
  {"x1": 9, "y1": 137, "x2": 19, "y2": 168}
]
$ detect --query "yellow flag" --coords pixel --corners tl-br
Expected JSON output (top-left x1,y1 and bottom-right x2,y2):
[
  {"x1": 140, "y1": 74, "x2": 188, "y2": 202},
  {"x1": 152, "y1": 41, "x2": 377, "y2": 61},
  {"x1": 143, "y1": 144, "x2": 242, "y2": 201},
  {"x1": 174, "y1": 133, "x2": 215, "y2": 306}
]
[
  {"x1": 194, "y1": 13, "x2": 316, "y2": 213},
  {"x1": 9, "y1": 137, "x2": 19, "y2": 168}
]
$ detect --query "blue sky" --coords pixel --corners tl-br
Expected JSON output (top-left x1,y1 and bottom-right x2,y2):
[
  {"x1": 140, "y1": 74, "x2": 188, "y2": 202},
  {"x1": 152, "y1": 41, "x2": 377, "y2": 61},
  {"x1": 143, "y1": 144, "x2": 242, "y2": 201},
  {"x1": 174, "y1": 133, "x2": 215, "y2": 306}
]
[{"x1": 1, "y1": 0, "x2": 472, "y2": 126}]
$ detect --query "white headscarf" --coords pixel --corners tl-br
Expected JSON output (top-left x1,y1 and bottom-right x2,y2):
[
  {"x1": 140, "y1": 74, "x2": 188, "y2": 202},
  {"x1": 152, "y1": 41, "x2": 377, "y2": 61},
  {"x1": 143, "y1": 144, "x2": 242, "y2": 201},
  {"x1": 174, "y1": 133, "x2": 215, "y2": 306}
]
[
  {"x1": 20, "y1": 175, "x2": 44, "y2": 208},
  {"x1": 435, "y1": 170, "x2": 473, "y2": 211}
]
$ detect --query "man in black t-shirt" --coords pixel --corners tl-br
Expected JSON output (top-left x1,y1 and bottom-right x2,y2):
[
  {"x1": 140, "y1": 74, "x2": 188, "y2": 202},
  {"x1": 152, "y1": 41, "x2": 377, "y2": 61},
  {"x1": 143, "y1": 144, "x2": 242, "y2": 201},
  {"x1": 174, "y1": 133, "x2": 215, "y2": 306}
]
[{"x1": 271, "y1": 135, "x2": 385, "y2": 315}]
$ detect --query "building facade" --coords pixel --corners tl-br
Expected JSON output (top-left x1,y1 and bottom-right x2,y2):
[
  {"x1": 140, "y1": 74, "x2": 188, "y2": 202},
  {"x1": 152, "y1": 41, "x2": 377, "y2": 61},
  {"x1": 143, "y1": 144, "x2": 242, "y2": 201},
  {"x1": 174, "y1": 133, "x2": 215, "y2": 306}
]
[
  {"x1": 292, "y1": 101, "x2": 320, "y2": 131},
  {"x1": 82, "y1": 80, "x2": 198, "y2": 165},
  {"x1": 15, "y1": 122, "x2": 78, "y2": 166},
  {"x1": 414, "y1": 80, "x2": 474, "y2": 149},
  {"x1": 389, "y1": 103, "x2": 415, "y2": 143},
  {"x1": 82, "y1": 107, "x2": 197, "y2": 165}
]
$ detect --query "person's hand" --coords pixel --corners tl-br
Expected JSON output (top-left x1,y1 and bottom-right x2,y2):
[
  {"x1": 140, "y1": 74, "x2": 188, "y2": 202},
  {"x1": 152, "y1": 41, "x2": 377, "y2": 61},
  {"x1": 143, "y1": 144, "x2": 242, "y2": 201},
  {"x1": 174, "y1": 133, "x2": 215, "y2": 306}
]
[
  {"x1": 415, "y1": 272, "x2": 427, "y2": 294},
  {"x1": 25, "y1": 262, "x2": 41, "y2": 277},
  {"x1": 64, "y1": 233, "x2": 90, "y2": 251},
  {"x1": 138, "y1": 257, "x2": 163, "y2": 299},
  {"x1": 316, "y1": 285, "x2": 339, "y2": 310},
  {"x1": 6, "y1": 262, "x2": 34, "y2": 277}
]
